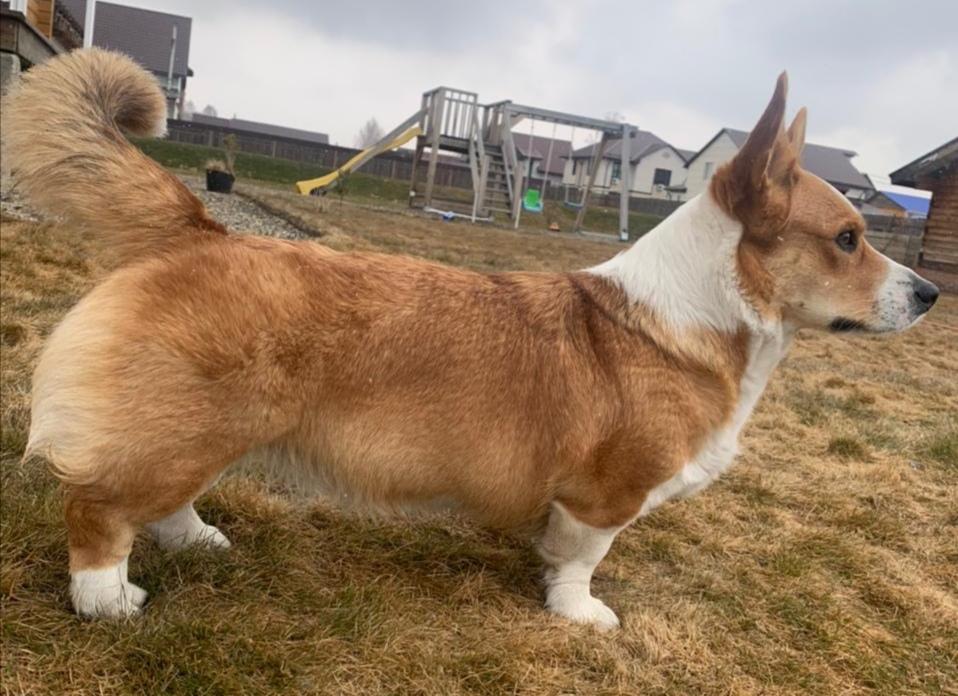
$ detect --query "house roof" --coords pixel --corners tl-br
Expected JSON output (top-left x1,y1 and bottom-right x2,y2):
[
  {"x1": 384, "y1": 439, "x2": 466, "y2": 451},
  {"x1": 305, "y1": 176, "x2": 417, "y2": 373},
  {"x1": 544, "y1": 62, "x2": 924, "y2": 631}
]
[
  {"x1": 511, "y1": 134, "x2": 573, "y2": 176},
  {"x1": 190, "y1": 114, "x2": 330, "y2": 145},
  {"x1": 881, "y1": 190, "x2": 931, "y2": 217},
  {"x1": 889, "y1": 136, "x2": 958, "y2": 186},
  {"x1": 567, "y1": 129, "x2": 688, "y2": 165},
  {"x1": 686, "y1": 128, "x2": 873, "y2": 191},
  {"x1": 59, "y1": 0, "x2": 192, "y2": 77},
  {"x1": 863, "y1": 190, "x2": 906, "y2": 212}
]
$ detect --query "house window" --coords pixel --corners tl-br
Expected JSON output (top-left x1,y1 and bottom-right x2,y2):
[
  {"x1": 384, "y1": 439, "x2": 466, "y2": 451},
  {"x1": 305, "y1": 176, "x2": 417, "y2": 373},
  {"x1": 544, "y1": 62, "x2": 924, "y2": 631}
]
[
  {"x1": 653, "y1": 168, "x2": 671, "y2": 187},
  {"x1": 610, "y1": 160, "x2": 621, "y2": 183},
  {"x1": 703, "y1": 162, "x2": 714, "y2": 180}
]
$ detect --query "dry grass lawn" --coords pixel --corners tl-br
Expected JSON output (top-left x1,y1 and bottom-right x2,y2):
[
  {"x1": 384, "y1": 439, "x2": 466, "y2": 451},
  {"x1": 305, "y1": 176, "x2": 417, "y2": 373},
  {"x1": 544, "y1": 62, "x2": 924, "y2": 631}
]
[{"x1": 1, "y1": 193, "x2": 956, "y2": 695}]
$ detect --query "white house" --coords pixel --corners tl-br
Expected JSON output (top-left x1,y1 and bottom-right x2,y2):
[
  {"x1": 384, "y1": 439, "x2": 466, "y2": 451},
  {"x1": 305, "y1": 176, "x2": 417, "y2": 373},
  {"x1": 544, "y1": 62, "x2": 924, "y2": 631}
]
[
  {"x1": 561, "y1": 130, "x2": 692, "y2": 200},
  {"x1": 682, "y1": 128, "x2": 873, "y2": 201}
]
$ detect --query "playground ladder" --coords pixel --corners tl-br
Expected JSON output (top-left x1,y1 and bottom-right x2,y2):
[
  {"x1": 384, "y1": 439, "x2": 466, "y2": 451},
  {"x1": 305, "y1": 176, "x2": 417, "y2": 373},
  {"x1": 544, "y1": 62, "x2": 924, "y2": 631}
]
[{"x1": 411, "y1": 87, "x2": 518, "y2": 221}]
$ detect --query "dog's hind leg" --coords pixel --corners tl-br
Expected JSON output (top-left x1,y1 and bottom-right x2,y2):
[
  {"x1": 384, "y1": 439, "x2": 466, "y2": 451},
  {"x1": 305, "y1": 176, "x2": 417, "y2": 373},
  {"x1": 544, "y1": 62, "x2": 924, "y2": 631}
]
[
  {"x1": 146, "y1": 501, "x2": 231, "y2": 550},
  {"x1": 65, "y1": 493, "x2": 146, "y2": 618},
  {"x1": 62, "y1": 444, "x2": 242, "y2": 618}
]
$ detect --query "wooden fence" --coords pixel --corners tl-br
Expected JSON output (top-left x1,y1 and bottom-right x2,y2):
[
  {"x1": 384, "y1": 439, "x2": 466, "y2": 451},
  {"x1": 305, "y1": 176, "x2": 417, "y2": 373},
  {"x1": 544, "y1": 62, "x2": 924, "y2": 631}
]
[
  {"x1": 863, "y1": 214, "x2": 924, "y2": 268},
  {"x1": 164, "y1": 119, "x2": 475, "y2": 189}
]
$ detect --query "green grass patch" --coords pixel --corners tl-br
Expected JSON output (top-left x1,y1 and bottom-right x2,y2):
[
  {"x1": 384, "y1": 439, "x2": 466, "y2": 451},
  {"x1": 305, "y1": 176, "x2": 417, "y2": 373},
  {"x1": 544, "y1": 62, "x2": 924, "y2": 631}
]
[
  {"x1": 788, "y1": 387, "x2": 876, "y2": 426},
  {"x1": 536, "y1": 199, "x2": 662, "y2": 238},
  {"x1": 827, "y1": 436, "x2": 869, "y2": 460},
  {"x1": 134, "y1": 137, "x2": 412, "y2": 201},
  {"x1": 922, "y1": 428, "x2": 957, "y2": 467}
]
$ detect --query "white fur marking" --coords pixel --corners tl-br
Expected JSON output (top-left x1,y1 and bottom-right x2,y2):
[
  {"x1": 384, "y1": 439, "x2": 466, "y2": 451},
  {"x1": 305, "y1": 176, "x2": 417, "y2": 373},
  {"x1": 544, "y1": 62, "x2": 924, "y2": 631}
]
[
  {"x1": 538, "y1": 502, "x2": 627, "y2": 630},
  {"x1": 587, "y1": 191, "x2": 794, "y2": 514},
  {"x1": 640, "y1": 329, "x2": 792, "y2": 515},
  {"x1": 589, "y1": 193, "x2": 775, "y2": 336},
  {"x1": 875, "y1": 257, "x2": 924, "y2": 332},
  {"x1": 146, "y1": 503, "x2": 231, "y2": 550},
  {"x1": 70, "y1": 558, "x2": 147, "y2": 618}
]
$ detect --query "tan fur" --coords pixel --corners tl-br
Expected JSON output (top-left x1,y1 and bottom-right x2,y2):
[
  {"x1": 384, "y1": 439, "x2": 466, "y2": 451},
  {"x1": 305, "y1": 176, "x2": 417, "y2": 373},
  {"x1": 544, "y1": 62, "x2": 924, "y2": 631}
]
[
  {"x1": 6, "y1": 51, "x2": 933, "y2": 609},
  {"x1": 710, "y1": 74, "x2": 889, "y2": 328},
  {"x1": 1, "y1": 48, "x2": 225, "y2": 267},
  {"x1": 30, "y1": 232, "x2": 749, "y2": 570}
]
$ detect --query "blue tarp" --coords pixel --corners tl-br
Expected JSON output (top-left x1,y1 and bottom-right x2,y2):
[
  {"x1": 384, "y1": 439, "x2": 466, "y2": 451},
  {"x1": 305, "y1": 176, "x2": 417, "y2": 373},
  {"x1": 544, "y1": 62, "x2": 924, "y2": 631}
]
[{"x1": 882, "y1": 191, "x2": 931, "y2": 217}]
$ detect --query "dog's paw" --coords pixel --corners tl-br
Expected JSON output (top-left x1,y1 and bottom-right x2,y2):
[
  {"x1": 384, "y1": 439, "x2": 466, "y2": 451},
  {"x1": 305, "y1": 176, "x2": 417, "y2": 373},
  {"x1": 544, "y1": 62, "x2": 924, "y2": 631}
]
[
  {"x1": 148, "y1": 511, "x2": 232, "y2": 551},
  {"x1": 71, "y1": 569, "x2": 147, "y2": 619},
  {"x1": 198, "y1": 524, "x2": 232, "y2": 550},
  {"x1": 546, "y1": 589, "x2": 620, "y2": 631},
  {"x1": 167, "y1": 523, "x2": 232, "y2": 551}
]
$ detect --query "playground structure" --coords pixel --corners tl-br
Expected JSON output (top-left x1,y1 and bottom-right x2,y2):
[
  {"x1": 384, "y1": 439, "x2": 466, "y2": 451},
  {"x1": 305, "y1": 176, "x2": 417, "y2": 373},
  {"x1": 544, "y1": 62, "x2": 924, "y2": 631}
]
[{"x1": 296, "y1": 87, "x2": 638, "y2": 240}]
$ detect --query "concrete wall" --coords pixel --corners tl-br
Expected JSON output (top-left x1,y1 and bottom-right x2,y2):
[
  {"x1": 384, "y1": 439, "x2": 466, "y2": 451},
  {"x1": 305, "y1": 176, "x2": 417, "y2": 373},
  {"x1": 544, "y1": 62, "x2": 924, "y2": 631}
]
[{"x1": 0, "y1": 52, "x2": 21, "y2": 94}]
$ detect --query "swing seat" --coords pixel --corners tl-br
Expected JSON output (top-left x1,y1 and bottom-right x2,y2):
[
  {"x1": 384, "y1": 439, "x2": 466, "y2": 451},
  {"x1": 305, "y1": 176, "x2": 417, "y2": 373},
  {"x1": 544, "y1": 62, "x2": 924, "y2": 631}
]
[
  {"x1": 522, "y1": 189, "x2": 544, "y2": 213},
  {"x1": 563, "y1": 199, "x2": 583, "y2": 210}
]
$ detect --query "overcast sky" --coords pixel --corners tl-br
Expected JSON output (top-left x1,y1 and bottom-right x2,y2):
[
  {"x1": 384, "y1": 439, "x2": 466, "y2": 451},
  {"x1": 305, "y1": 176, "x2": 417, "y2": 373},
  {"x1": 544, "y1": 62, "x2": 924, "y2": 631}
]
[{"x1": 120, "y1": 0, "x2": 955, "y2": 181}]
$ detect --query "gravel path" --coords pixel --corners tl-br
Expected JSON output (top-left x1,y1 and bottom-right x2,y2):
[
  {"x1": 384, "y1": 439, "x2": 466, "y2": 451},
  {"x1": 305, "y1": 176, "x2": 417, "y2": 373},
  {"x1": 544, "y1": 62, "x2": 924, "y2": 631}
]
[
  {"x1": 0, "y1": 175, "x2": 43, "y2": 222},
  {"x1": 1, "y1": 173, "x2": 307, "y2": 240},
  {"x1": 179, "y1": 175, "x2": 308, "y2": 240}
]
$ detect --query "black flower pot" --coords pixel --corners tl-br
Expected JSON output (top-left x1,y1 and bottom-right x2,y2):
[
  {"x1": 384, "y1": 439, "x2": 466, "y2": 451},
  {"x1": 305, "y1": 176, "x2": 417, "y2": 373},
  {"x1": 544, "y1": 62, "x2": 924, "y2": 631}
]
[{"x1": 206, "y1": 170, "x2": 234, "y2": 193}]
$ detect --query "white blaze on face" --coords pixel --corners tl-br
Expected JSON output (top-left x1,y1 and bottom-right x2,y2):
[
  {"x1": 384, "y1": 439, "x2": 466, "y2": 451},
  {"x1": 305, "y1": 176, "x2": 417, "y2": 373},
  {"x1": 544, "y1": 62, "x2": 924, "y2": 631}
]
[{"x1": 874, "y1": 255, "x2": 930, "y2": 332}]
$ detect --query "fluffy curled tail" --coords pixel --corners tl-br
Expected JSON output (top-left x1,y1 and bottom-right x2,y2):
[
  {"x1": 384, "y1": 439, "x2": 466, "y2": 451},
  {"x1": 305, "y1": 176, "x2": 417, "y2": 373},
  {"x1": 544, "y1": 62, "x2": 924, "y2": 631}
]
[{"x1": 1, "y1": 48, "x2": 226, "y2": 264}]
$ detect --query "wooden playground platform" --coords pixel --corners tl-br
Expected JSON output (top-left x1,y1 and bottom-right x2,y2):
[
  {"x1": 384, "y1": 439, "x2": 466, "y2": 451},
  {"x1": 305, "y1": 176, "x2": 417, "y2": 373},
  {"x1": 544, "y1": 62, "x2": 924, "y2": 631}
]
[{"x1": 299, "y1": 87, "x2": 639, "y2": 240}]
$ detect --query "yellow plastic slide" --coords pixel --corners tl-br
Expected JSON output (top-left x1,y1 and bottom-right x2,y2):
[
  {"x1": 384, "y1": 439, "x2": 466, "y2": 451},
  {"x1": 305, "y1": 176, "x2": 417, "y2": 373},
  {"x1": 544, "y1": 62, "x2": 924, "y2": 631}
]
[{"x1": 296, "y1": 125, "x2": 423, "y2": 195}]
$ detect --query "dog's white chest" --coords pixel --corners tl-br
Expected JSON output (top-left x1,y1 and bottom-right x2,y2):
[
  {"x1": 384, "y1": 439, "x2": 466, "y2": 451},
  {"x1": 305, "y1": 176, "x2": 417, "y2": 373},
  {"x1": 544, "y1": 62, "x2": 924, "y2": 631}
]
[{"x1": 639, "y1": 330, "x2": 791, "y2": 516}]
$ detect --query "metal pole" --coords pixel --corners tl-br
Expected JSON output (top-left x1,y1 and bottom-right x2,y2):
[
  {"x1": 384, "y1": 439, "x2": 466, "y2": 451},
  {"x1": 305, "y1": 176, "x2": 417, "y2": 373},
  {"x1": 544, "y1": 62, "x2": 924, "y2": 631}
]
[
  {"x1": 574, "y1": 132, "x2": 609, "y2": 233},
  {"x1": 83, "y1": 0, "x2": 96, "y2": 48},
  {"x1": 540, "y1": 122, "x2": 557, "y2": 199},
  {"x1": 163, "y1": 25, "x2": 178, "y2": 117},
  {"x1": 619, "y1": 124, "x2": 632, "y2": 242},
  {"x1": 166, "y1": 25, "x2": 177, "y2": 92}
]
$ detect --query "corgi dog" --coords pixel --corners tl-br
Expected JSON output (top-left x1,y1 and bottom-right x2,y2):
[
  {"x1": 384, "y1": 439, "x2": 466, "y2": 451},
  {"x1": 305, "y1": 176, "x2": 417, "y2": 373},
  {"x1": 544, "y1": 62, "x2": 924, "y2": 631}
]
[{"x1": 3, "y1": 49, "x2": 938, "y2": 628}]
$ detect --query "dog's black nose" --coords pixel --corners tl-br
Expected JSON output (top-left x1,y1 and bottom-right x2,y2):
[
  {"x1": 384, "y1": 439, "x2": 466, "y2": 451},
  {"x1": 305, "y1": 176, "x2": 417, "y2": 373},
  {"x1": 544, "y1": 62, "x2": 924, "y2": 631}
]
[{"x1": 913, "y1": 277, "x2": 940, "y2": 312}]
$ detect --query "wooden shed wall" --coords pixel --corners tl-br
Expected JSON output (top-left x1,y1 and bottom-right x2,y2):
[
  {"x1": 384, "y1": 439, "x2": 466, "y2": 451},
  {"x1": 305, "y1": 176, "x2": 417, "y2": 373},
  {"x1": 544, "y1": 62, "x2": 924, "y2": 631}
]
[
  {"x1": 26, "y1": 0, "x2": 54, "y2": 37},
  {"x1": 919, "y1": 167, "x2": 958, "y2": 271}
]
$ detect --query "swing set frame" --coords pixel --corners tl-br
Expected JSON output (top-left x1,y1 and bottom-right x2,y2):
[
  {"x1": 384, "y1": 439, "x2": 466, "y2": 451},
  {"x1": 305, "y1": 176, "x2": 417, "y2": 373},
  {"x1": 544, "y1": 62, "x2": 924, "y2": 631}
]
[{"x1": 405, "y1": 87, "x2": 636, "y2": 240}]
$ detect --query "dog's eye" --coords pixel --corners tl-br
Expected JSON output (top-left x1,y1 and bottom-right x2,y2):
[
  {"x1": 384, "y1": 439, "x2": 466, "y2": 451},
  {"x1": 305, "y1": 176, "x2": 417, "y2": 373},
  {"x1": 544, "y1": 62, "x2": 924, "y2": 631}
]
[{"x1": 835, "y1": 229, "x2": 857, "y2": 253}]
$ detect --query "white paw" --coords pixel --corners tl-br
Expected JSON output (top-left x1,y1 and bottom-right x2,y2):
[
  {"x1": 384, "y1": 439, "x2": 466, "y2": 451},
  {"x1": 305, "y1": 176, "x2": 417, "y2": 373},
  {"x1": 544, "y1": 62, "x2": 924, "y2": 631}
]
[
  {"x1": 197, "y1": 524, "x2": 232, "y2": 549},
  {"x1": 71, "y1": 564, "x2": 147, "y2": 618},
  {"x1": 155, "y1": 523, "x2": 232, "y2": 550},
  {"x1": 147, "y1": 505, "x2": 232, "y2": 551},
  {"x1": 546, "y1": 588, "x2": 621, "y2": 631}
]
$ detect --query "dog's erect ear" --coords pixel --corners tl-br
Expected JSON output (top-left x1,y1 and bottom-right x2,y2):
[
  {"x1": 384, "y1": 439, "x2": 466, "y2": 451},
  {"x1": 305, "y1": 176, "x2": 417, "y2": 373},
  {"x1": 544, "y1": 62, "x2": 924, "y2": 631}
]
[
  {"x1": 712, "y1": 72, "x2": 804, "y2": 217},
  {"x1": 764, "y1": 105, "x2": 807, "y2": 183},
  {"x1": 731, "y1": 71, "x2": 788, "y2": 191},
  {"x1": 787, "y1": 107, "x2": 807, "y2": 156}
]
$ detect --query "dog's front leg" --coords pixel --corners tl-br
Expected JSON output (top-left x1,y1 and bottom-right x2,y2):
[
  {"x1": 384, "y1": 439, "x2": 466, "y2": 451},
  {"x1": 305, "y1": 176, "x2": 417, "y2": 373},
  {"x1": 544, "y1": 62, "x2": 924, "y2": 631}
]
[{"x1": 537, "y1": 501, "x2": 631, "y2": 631}]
